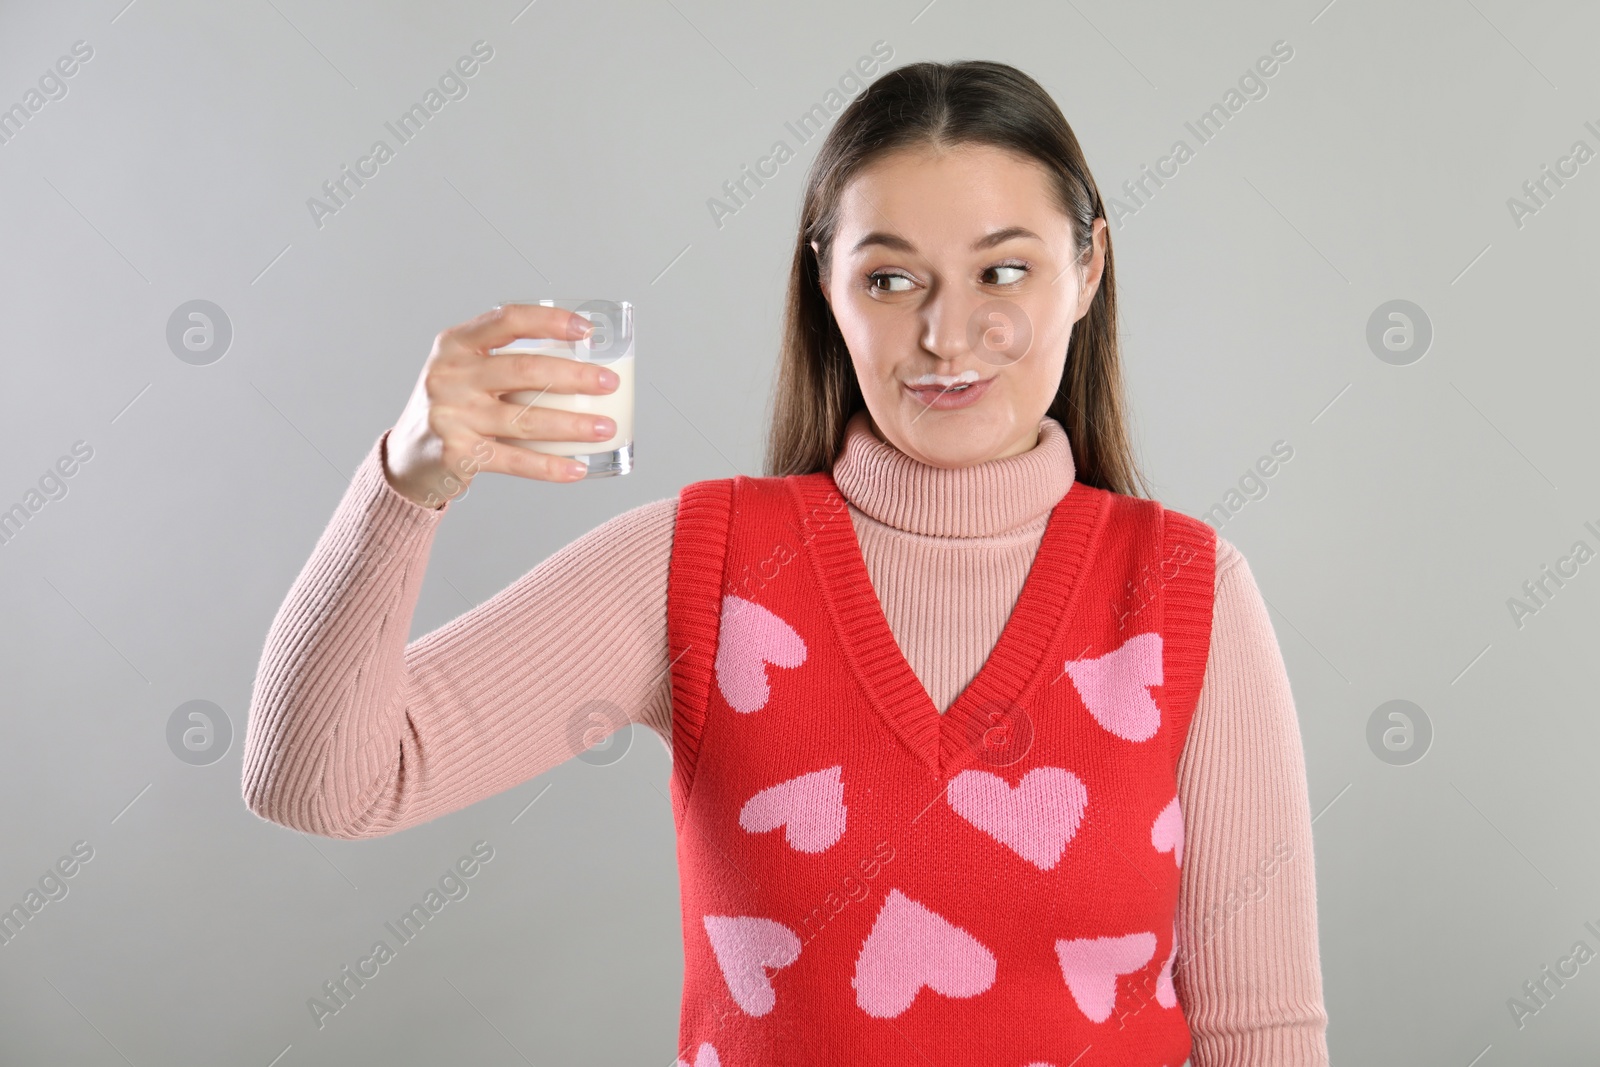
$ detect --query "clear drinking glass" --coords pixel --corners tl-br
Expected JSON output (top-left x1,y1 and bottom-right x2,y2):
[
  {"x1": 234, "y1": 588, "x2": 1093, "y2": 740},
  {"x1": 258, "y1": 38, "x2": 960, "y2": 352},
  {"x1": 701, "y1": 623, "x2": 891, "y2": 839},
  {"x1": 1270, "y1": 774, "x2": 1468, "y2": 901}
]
[{"x1": 489, "y1": 298, "x2": 635, "y2": 478}]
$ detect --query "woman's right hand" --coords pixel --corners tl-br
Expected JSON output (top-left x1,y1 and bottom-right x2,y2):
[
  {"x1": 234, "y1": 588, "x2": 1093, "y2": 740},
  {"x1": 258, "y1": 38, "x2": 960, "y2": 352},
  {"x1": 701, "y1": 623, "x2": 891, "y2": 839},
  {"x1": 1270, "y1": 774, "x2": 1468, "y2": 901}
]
[{"x1": 382, "y1": 304, "x2": 620, "y2": 509}]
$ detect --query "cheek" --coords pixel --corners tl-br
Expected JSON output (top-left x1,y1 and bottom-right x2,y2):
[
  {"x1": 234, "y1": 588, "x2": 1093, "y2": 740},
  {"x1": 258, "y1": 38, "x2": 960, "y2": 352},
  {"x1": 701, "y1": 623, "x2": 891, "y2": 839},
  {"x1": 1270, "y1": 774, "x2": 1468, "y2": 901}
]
[
  {"x1": 835, "y1": 304, "x2": 899, "y2": 383},
  {"x1": 1022, "y1": 321, "x2": 1071, "y2": 386},
  {"x1": 1018, "y1": 350, "x2": 1063, "y2": 390},
  {"x1": 1001, "y1": 343, "x2": 1067, "y2": 413}
]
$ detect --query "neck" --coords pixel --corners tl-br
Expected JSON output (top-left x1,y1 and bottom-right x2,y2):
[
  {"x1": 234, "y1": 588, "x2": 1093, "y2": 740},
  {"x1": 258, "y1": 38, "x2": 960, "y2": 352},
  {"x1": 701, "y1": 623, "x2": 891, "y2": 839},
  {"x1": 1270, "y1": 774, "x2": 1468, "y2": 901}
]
[
  {"x1": 864, "y1": 414, "x2": 1042, "y2": 462},
  {"x1": 831, "y1": 409, "x2": 1075, "y2": 538}
]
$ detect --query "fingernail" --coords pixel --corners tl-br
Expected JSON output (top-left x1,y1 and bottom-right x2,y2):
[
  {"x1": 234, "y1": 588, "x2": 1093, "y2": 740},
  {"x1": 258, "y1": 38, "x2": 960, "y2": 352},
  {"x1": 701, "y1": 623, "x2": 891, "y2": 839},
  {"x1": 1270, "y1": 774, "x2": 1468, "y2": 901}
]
[
  {"x1": 593, "y1": 417, "x2": 615, "y2": 435},
  {"x1": 567, "y1": 461, "x2": 589, "y2": 478},
  {"x1": 571, "y1": 315, "x2": 593, "y2": 337}
]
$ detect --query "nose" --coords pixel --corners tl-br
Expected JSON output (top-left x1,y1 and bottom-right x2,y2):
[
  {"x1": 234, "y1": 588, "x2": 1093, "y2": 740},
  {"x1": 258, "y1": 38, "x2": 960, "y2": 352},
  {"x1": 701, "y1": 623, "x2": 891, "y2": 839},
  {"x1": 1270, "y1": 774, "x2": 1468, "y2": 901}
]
[
  {"x1": 921, "y1": 289, "x2": 1034, "y2": 368},
  {"x1": 917, "y1": 286, "x2": 984, "y2": 366}
]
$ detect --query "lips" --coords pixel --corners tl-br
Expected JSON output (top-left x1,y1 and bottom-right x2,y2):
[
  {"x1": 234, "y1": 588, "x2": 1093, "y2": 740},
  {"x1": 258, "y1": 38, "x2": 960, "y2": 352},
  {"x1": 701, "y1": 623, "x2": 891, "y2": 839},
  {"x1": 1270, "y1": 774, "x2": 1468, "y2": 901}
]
[{"x1": 902, "y1": 375, "x2": 994, "y2": 410}]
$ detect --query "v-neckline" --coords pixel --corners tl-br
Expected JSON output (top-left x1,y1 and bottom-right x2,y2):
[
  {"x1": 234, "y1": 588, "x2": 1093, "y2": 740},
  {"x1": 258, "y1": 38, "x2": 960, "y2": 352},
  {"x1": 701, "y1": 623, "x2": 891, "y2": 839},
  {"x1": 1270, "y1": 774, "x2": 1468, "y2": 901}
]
[{"x1": 788, "y1": 472, "x2": 1107, "y2": 778}]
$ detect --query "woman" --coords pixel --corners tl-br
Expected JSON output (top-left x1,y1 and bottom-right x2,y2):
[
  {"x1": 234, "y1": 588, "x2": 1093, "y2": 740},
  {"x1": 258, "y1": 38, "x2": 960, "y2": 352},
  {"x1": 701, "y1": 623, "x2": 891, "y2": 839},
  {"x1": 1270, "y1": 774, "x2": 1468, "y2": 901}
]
[{"x1": 243, "y1": 60, "x2": 1330, "y2": 1066}]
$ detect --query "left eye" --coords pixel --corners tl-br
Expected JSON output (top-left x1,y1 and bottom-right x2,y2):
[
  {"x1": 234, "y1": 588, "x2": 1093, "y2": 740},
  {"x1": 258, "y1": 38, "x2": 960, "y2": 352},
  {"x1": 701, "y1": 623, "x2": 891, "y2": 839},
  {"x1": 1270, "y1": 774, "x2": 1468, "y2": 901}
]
[{"x1": 987, "y1": 265, "x2": 1027, "y2": 285}]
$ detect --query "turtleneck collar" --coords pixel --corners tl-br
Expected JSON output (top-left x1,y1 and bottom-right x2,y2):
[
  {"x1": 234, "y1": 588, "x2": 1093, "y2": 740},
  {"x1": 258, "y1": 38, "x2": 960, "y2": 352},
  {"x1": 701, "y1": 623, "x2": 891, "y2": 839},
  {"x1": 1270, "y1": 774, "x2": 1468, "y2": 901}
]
[{"x1": 828, "y1": 409, "x2": 1076, "y2": 538}]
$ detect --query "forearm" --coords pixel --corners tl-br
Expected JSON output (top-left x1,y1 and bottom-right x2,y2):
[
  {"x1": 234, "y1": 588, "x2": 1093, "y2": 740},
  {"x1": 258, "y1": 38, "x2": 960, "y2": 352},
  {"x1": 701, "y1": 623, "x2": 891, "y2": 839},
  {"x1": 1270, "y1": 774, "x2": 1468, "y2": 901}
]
[
  {"x1": 1174, "y1": 539, "x2": 1331, "y2": 1066},
  {"x1": 240, "y1": 428, "x2": 676, "y2": 839}
]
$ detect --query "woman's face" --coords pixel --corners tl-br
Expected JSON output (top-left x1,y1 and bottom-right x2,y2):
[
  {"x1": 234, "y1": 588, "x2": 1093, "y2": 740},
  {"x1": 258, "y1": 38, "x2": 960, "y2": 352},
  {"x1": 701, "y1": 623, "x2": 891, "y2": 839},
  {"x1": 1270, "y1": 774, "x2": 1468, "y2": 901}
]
[{"x1": 816, "y1": 142, "x2": 1107, "y2": 469}]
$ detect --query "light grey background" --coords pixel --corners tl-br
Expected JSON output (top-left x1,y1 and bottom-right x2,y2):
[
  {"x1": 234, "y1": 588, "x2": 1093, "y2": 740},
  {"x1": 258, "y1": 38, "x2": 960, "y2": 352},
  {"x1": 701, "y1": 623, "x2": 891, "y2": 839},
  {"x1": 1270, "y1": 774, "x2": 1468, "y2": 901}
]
[{"x1": 2, "y1": 0, "x2": 1597, "y2": 1062}]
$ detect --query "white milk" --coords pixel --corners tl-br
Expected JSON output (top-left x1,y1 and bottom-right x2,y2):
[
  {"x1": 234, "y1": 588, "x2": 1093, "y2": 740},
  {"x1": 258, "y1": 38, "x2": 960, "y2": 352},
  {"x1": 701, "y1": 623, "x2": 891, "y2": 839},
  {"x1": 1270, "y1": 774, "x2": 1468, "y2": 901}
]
[{"x1": 494, "y1": 345, "x2": 635, "y2": 458}]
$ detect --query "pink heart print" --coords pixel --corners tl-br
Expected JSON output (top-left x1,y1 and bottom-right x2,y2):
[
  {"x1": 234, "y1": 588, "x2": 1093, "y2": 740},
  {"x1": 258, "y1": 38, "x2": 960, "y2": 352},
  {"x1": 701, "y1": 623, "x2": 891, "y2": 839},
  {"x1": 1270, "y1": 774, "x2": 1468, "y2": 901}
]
[
  {"x1": 946, "y1": 766, "x2": 1089, "y2": 871},
  {"x1": 853, "y1": 888, "x2": 997, "y2": 1018},
  {"x1": 1054, "y1": 931, "x2": 1157, "y2": 1022},
  {"x1": 739, "y1": 766, "x2": 847, "y2": 853},
  {"x1": 1062, "y1": 631, "x2": 1163, "y2": 742},
  {"x1": 1150, "y1": 796, "x2": 1183, "y2": 866},
  {"x1": 703, "y1": 915, "x2": 802, "y2": 1017},
  {"x1": 714, "y1": 595, "x2": 808, "y2": 713},
  {"x1": 1156, "y1": 924, "x2": 1178, "y2": 1009},
  {"x1": 675, "y1": 1042, "x2": 721, "y2": 1067}
]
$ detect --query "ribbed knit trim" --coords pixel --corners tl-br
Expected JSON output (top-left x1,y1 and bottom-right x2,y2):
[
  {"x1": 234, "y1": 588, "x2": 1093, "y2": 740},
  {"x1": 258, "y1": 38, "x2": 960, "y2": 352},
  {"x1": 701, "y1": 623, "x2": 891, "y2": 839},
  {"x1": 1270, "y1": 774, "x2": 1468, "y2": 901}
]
[
  {"x1": 789, "y1": 470, "x2": 1104, "y2": 777},
  {"x1": 831, "y1": 410, "x2": 1074, "y2": 537},
  {"x1": 666, "y1": 478, "x2": 734, "y2": 805},
  {"x1": 1160, "y1": 509, "x2": 1218, "y2": 768}
]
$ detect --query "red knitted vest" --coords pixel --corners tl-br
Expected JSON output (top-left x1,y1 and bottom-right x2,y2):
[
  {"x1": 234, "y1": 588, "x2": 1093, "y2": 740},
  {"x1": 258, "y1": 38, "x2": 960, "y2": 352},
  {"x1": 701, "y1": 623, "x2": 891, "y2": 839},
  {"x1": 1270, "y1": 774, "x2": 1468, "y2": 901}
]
[{"x1": 666, "y1": 470, "x2": 1216, "y2": 1067}]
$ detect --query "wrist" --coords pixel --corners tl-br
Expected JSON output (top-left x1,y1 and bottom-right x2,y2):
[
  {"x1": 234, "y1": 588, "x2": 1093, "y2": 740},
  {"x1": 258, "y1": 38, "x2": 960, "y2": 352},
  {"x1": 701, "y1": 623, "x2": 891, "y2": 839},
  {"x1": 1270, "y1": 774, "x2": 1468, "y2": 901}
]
[{"x1": 380, "y1": 429, "x2": 447, "y2": 510}]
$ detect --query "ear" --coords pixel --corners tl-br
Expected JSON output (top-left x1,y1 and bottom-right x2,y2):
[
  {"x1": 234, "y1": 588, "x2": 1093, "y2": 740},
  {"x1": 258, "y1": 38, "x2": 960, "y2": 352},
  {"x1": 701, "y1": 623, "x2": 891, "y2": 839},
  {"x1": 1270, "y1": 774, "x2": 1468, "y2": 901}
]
[
  {"x1": 1073, "y1": 217, "x2": 1109, "y2": 320},
  {"x1": 811, "y1": 240, "x2": 831, "y2": 308}
]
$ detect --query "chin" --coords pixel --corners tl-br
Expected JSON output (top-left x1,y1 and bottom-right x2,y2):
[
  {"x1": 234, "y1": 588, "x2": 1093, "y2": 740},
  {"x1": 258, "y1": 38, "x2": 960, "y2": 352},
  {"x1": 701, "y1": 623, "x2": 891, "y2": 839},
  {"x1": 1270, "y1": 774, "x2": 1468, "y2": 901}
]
[{"x1": 899, "y1": 418, "x2": 1012, "y2": 469}]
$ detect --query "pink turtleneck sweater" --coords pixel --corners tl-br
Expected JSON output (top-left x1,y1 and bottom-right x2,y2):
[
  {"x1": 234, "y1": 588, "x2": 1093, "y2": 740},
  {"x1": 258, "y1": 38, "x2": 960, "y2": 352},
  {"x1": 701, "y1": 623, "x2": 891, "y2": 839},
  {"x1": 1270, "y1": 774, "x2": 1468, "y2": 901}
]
[{"x1": 242, "y1": 412, "x2": 1331, "y2": 1065}]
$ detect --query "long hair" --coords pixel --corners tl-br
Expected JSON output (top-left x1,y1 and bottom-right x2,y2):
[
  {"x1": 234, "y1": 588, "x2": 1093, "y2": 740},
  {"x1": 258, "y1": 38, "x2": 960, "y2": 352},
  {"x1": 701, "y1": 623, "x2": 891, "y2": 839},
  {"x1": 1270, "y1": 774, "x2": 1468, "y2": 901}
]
[{"x1": 764, "y1": 59, "x2": 1149, "y2": 498}]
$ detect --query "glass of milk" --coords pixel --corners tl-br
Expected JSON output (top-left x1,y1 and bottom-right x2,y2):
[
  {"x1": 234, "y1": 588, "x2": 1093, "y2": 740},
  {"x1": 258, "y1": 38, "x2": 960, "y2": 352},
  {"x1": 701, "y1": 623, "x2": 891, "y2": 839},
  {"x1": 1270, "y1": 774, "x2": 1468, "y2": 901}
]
[{"x1": 489, "y1": 298, "x2": 634, "y2": 478}]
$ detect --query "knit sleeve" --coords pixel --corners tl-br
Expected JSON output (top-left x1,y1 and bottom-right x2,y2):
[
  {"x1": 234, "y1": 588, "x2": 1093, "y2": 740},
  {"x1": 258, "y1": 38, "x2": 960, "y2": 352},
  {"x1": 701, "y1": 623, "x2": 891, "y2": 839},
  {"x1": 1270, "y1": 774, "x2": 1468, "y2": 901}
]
[
  {"x1": 1172, "y1": 536, "x2": 1331, "y2": 1066},
  {"x1": 240, "y1": 426, "x2": 676, "y2": 840}
]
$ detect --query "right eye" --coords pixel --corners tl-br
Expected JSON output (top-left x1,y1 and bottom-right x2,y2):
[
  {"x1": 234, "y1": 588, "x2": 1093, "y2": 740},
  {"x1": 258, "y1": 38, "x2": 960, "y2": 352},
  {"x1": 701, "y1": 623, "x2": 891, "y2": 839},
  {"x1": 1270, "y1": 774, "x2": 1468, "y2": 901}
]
[{"x1": 868, "y1": 271, "x2": 914, "y2": 293}]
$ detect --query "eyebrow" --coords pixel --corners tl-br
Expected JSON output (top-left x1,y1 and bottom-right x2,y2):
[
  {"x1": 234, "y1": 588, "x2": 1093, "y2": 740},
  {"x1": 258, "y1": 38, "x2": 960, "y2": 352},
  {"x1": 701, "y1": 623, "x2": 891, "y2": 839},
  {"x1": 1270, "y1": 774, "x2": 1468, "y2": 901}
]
[{"x1": 850, "y1": 225, "x2": 1043, "y2": 255}]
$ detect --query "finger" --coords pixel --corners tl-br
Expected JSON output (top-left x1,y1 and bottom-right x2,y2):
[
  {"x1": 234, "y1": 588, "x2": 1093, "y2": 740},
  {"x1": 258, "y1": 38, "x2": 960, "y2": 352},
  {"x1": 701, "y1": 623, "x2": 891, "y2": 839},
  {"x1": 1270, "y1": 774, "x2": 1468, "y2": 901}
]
[
  {"x1": 476, "y1": 348, "x2": 618, "y2": 396},
  {"x1": 455, "y1": 303, "x2": 592, "y2": 354},
  {"x1": 470, "y1": 435, "x2": 590, "y2": 482},
  {"x1": 488, "y1": 395, "x2": 616, "y2": 443}
]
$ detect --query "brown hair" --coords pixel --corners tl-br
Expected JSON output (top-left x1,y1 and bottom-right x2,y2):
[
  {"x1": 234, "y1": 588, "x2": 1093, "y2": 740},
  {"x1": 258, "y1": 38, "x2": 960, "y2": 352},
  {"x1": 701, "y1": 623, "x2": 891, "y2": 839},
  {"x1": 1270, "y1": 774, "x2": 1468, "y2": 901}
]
[{"x1": 764, "y1": 59, "x2": 1150, "y2": 498}]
